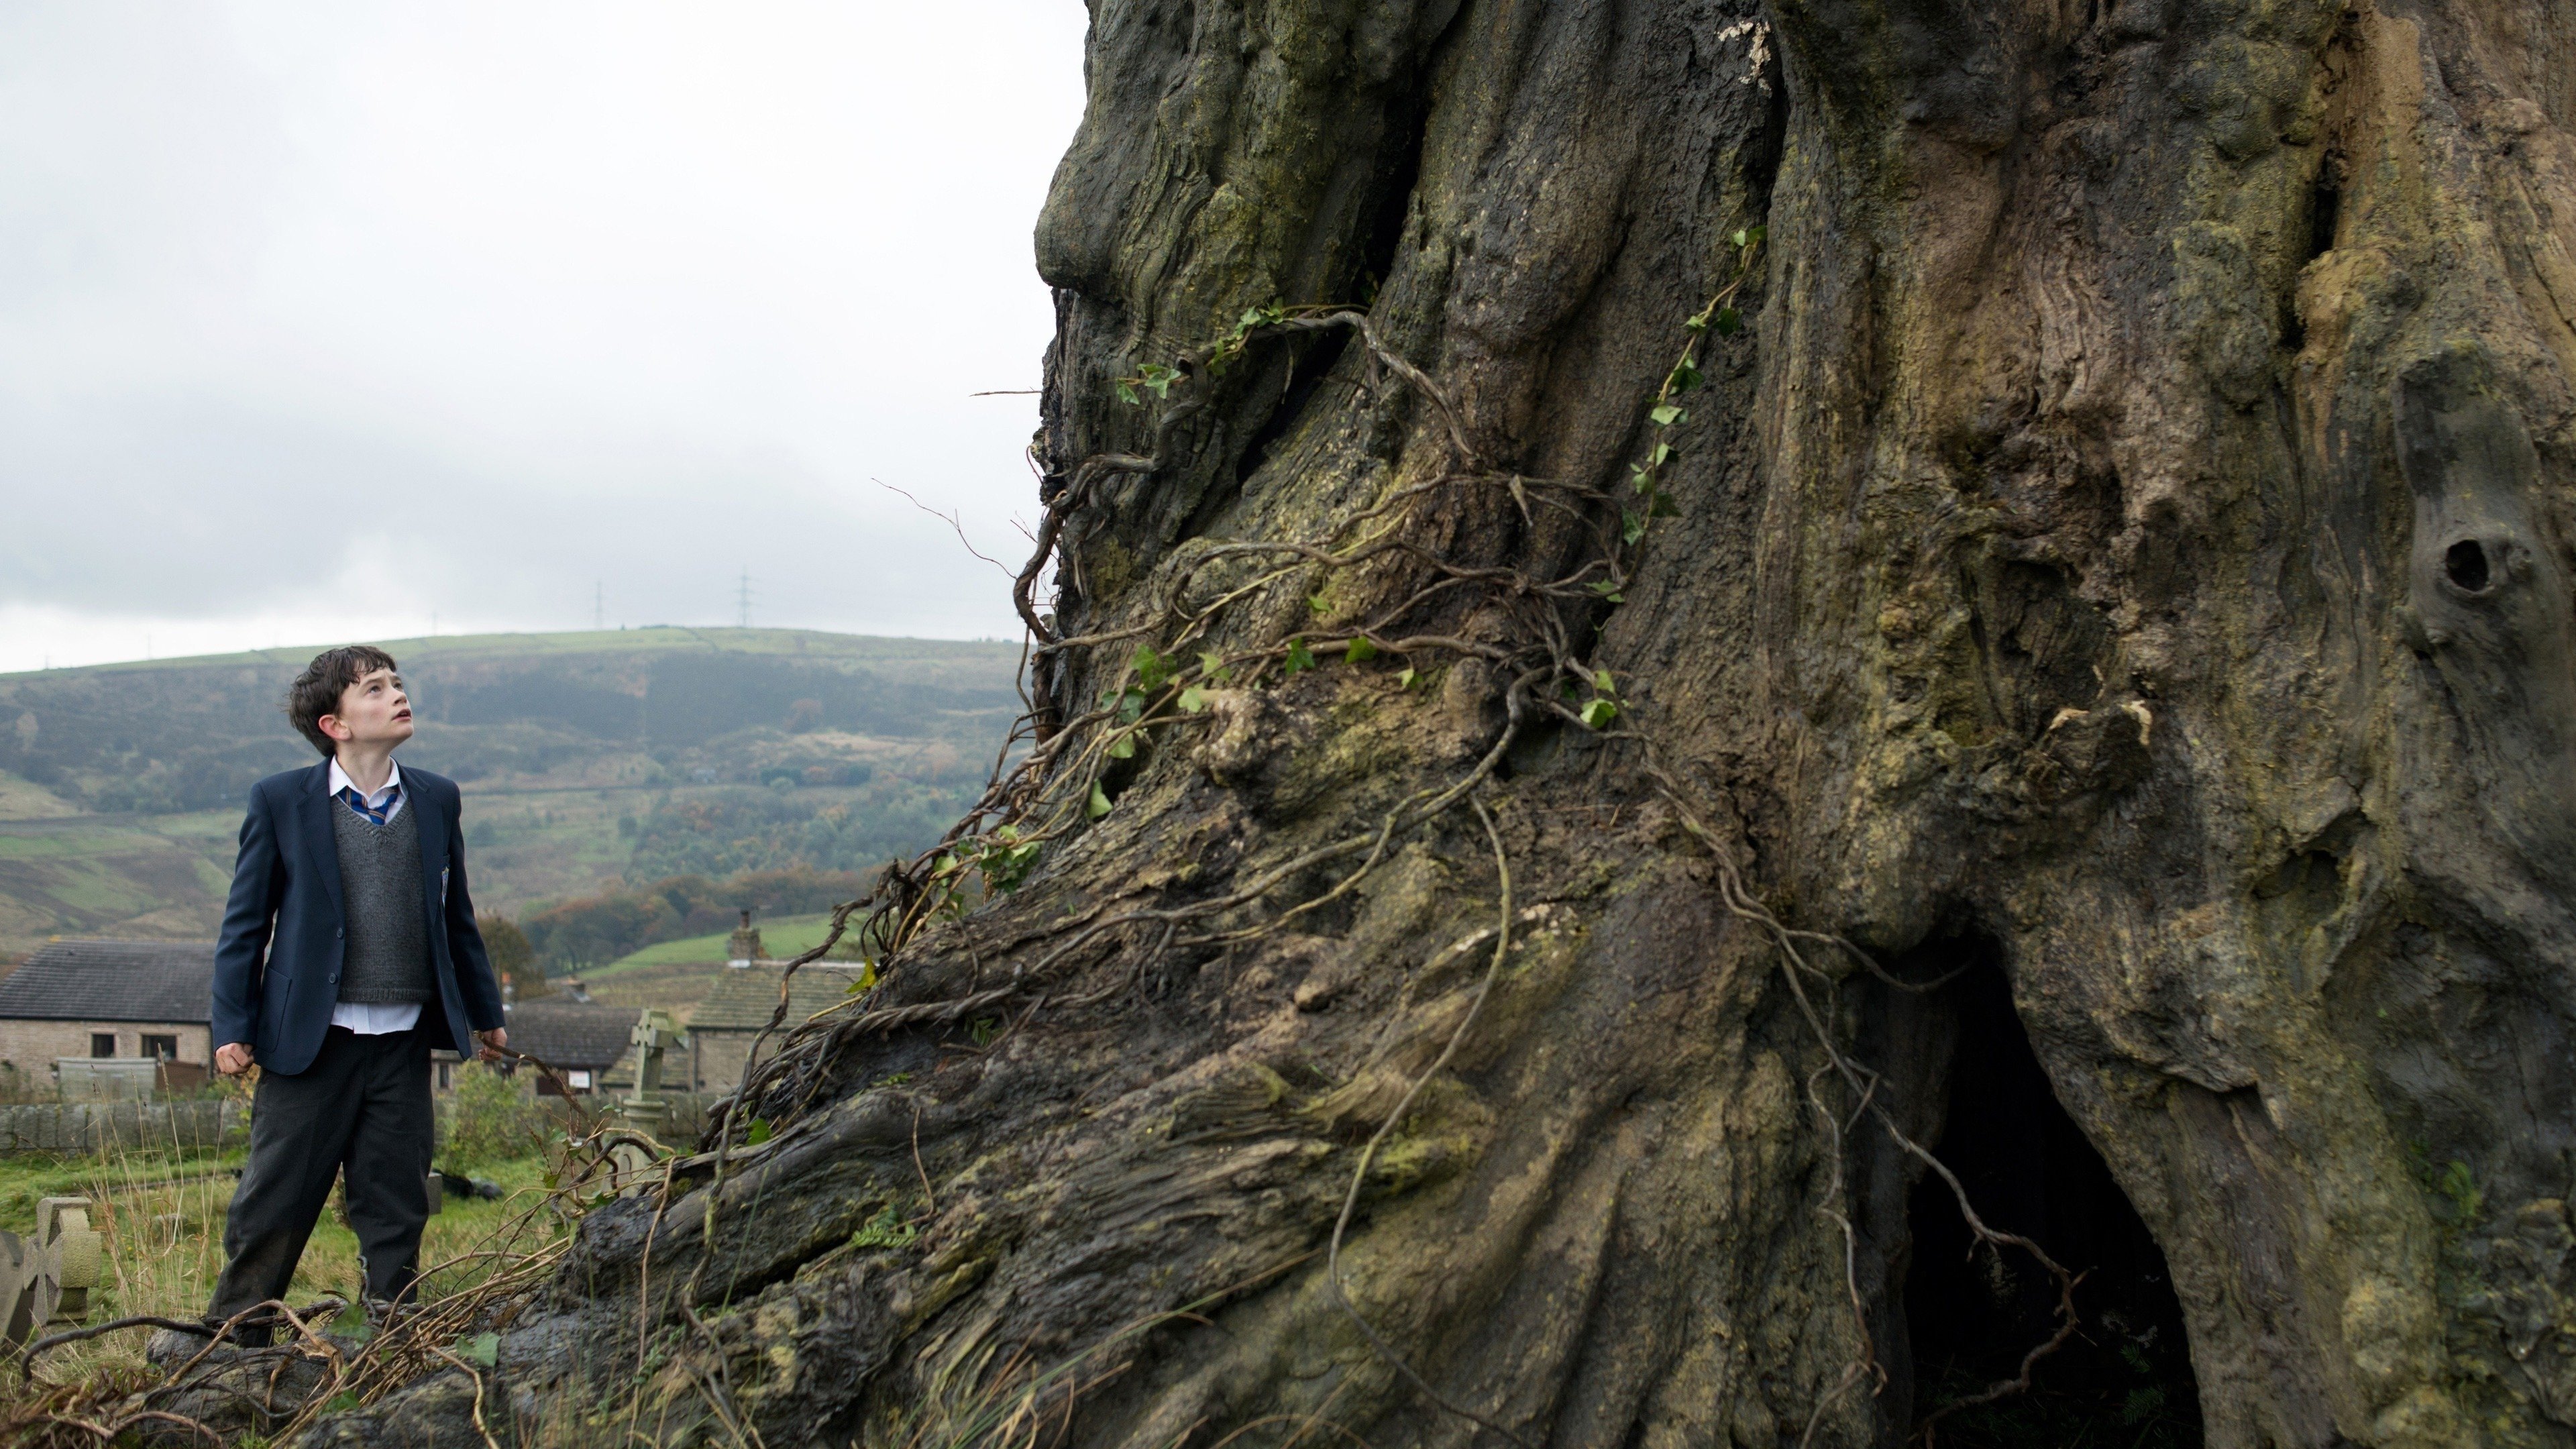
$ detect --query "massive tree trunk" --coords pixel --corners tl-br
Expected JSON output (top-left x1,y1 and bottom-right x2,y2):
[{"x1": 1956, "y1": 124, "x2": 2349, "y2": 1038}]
[{"x1": 329, "y1": 0, "x2": 2576, "y2": 1444}]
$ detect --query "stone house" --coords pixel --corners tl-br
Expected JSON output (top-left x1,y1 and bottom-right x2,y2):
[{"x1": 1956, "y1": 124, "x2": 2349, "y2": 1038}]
[
  {"x1": 496, "y1": 998, "x2": 641, "y2": 1095},
  {"x1": 0, "y1": 940, "x2": 215, "y2": 1090},
  {"x1": 684, "y1": 962, "x2": 870, "y2": 1092}
]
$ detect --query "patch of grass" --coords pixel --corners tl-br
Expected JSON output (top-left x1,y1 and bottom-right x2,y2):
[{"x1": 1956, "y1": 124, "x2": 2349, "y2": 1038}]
[
  {"x1": 0, "y1": 1138, "x2": 565, "y2": 1389},
  {"x1": 591, "y1": 912, "x2": 851, "y2": 972}
]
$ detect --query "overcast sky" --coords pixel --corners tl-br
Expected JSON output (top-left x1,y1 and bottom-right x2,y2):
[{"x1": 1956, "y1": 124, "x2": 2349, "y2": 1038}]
[{"x1": 0, "y1": 2, "x2": 1088, "y2": 673}]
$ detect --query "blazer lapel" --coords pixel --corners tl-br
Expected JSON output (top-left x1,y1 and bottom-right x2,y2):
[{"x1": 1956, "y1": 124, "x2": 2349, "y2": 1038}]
[
  {"x1": 301, "y1": 762, "x2": 347, "y2": 923},
  {"x1": 413, "y1": 785, "x2": 449, "y2": 939}
]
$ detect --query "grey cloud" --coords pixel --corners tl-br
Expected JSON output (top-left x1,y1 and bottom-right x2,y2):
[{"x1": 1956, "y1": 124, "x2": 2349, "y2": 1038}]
[{"x1": 0, "y1": 1, "x2": 1081, "y2": 653}]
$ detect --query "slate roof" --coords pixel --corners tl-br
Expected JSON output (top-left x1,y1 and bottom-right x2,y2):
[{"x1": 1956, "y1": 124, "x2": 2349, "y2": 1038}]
[
  {"x1": 502, "y1": 1000, "x2": 641, "y2": 1071},
  {"x1": 0, "y1": 940, "x2": 215, "y2": 1023},
  {"x1": 689, "y1": 963, "x2": 871, "y2": 1032}
]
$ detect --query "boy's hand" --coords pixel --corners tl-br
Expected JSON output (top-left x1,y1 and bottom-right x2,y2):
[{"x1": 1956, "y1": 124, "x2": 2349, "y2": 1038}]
[
  {"x1": 476, "y1": 1028, "x2": 508, "y2": 1062},
  {"x1": 216, "y1": 1042, "x2": 254, "y2": 1075}
]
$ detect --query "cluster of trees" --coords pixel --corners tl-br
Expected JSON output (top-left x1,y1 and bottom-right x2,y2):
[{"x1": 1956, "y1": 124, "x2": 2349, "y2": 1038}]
[
  {"x1": 622, "y1": 777, "x2": 983, "y2": 879},
  {"x1": 513, "y1": 866, "x2": 874, "y2": 970},
  {"x1": 470, "y1": 915, "x2": 551, "y2": 999}
]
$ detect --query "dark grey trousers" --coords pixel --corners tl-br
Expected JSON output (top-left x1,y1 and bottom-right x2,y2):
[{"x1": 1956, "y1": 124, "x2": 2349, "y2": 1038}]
[{"x1": 207, "y1": 1025, "x2": 434, "y2": 1331}]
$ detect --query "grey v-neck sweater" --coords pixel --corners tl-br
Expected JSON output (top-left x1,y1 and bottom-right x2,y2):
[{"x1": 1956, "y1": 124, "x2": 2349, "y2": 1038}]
[{"x1": 331, "y1": 803, "x2": 435, "y2": 1005}]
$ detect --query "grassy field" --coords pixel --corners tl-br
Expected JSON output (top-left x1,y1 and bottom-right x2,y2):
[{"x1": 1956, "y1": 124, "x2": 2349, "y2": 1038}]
[
  {"x1": 592, "y1": 912, "x2": 847, "y2": 970},
  {"x1": 0, "y1": 806, "x2": 241, "y2": 951},
  {"x1": 0, "y1": 1140, "x2": 564, "y2": 1391},
  {"x1": 565, "y1": 912, "x2": 855, "y2": 1018}
]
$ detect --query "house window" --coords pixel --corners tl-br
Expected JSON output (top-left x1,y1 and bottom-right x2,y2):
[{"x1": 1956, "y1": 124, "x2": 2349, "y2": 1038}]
[
  {"x1": 568, "y1": 1069, "x2": 593, "y2": 1091},
  {"x1": 90, "y1": 1032, "x2": 115, "y2": 1058},
  {"x1": 436, "y1": 1061, "x2": 453, "y2": 1090},
  {"x1": 142, "y1": 1035, "x2": 178, "y2": 1061}
]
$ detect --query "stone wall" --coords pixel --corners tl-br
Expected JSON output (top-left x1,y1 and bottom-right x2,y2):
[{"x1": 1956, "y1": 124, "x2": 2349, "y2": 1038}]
[{"x1": 0, "y1": 1099, "x2": 246, "y2": 1154}]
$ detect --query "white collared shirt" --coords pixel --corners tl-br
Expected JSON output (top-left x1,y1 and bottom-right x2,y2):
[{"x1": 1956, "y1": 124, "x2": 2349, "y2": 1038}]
[
  {"x1": 326, "y1": 756, "x2": 406, "y2": 824},
  {"x1": 325, "y1": 755, "x2": 423, "y2": 1036}
]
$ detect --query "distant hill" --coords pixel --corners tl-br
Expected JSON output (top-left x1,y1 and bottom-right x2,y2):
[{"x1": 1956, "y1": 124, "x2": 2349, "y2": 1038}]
[{"x1": 0, "y1": 628, "x2": 1022, "y2": 957}]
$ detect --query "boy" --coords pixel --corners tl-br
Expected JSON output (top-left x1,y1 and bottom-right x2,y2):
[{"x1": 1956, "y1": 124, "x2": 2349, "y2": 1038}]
[{"x1": 182, "y1": 645, "x2": 508, "y2": 1346}]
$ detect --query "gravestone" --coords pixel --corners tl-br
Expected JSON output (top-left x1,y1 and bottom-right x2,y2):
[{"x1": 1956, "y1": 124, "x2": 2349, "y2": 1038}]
[
  {"x1": 609, "y1": 1010, "x2": 687, "y2": 1193},
  {"x1": 0, "y1": 1197, "x2": 99, "y2": 1346}
]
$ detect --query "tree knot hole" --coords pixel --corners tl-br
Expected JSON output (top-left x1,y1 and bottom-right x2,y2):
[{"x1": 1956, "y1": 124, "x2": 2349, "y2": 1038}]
[{"x1": 2445, "y1": 538, "x2": 2491, "y2": 594}]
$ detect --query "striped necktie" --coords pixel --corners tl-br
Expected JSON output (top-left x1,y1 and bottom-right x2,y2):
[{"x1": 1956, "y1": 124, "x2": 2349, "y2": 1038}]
[{"x1": 338, "y1": 784, "x2": 400, "y2": 827}]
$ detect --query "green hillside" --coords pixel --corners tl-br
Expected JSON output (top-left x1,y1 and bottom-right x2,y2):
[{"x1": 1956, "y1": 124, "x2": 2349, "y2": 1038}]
[
  {"x1": 596, "y1": 913, "x2": 835, "y2": 970},
  {"x1": 0, "y1": 629, "x2": 1022, "y2": 957},
  {"x1": 543, "y1": 914, "x2": 861, "y2": 1022}
]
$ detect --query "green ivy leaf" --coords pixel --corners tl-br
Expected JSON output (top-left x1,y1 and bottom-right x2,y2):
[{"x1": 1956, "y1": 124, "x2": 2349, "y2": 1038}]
[
  {"x1": 1621, "y1": 511, "x2": 1648, "y2": 545},
  {"x1": 1397, "y1": 667, "x2": 1419, "y2": 690},
  {"x1": 1131, "y1": 645, "x2": 1175, "y2": 691},
  {"x1": 1668, "y1": 357, "x2": 1704, "y2": 393},
  {"x1": 1650, "y1": 441, "x2": 1672, "y2": 466},
  {"x1": 1631, "y1": 465, "x2": 1655, "y2": 494},
  {"x1": 1116, "y1": 381, "x2": 1141, "y2": 406},
  {"x1": 1649, "y1": 489, "x2": 1680, "y2": 519},
  {"x1": 1307, "y1": 592, "x2": 1331, "y2": 616},
  {"x1": 1595, "y1": 668, "x2": 1617, "y2": 696},
  {"x1": 1578, "y1": 698, "x2": 1619, "y2": 730},
  {"x1": 1197, "y1": 650, "x2": 1232, "y2": 683},
  {"x1": 746, "y1": 1118, "x2": 773, "y2": 1146},
  {"x1": 1587, "y1": 580, "x2": 1626, "y2": 604},
  {"x1": 1178, "y1": 684, "x2": 1208, "y2": 712},
  {"x1": 1087, "y1": 780, "x2": 1113, "y2": 818},
  {"x1": 1344, "y1": 638, "x2": 1379, "y2": 664},
  {"x1": 1713, "y1": 308, "x2": 1743, "y2": 337},
  {"x1": 1284, "y1": 637, "x2": 1316, "y2": 675},
  {"x1": 1650, "y1": 403, "x2": 1685, "y2": 427},
  {"x1": 1107, "y1": 731, "x2": 1136, "y2": 759},
  {"x1": 458, "y1": 1332, "x2": 500, "y2": 1368}
]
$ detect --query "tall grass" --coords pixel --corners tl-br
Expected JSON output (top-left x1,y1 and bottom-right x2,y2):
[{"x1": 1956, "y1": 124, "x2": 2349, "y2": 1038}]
[{"x1": 0, "y1": 1070, "x2": 571, "y2": 1391}]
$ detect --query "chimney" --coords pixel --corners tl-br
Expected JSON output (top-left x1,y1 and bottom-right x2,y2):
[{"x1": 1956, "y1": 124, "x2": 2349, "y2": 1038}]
[{"x1": 727, "y1": 909, "x2": 765, "y2": 969}]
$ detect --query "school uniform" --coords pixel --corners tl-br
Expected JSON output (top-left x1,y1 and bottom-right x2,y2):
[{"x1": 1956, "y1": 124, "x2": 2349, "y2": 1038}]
[{"x1": 203, "y1": 757, "x2": 504, "y2": 1324}]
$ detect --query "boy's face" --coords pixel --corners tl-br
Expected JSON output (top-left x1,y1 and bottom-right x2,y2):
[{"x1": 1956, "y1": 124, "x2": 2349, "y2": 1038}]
[{"x1": 319, "y1": 667, "x2": 414, "y2": 751}]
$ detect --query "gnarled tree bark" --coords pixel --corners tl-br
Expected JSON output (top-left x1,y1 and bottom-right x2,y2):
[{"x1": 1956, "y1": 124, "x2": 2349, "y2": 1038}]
[{"x1": 320, "y1": 0, "x2": 2576, "y2": 1443}]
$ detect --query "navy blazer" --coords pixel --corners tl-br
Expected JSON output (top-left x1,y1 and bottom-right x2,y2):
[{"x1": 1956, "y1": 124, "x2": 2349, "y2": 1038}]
[{"x1": 211, "y1": 761, "x2": 506, "y2": 1075}]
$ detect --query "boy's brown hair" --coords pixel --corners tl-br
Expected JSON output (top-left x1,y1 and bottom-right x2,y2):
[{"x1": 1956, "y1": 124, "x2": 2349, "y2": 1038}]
[{"x1": 284, "y1": 645, "x2": 400, "y2": 757}]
